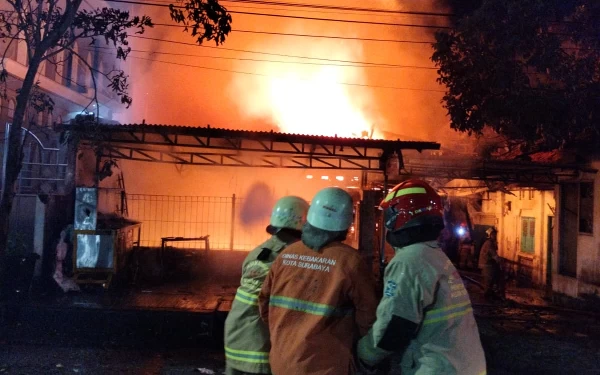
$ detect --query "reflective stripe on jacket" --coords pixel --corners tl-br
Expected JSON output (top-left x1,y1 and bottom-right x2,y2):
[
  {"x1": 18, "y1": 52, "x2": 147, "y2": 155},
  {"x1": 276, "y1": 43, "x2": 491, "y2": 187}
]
[
  {"x1": 258, "y1": 241, "x2": 378, "y2": 375},
  {"x1": 357, "y1": 241, "x2": 487, "y2": 375},
  {"x1": 224, "y1": 236, "x2": 289, "y2": 374}
]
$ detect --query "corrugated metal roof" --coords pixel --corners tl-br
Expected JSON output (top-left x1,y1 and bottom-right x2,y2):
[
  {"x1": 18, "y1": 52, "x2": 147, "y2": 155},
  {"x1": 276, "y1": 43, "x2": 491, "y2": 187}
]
[{"x1": 61, "y1": 123, "x2": 441, "y2": 150}]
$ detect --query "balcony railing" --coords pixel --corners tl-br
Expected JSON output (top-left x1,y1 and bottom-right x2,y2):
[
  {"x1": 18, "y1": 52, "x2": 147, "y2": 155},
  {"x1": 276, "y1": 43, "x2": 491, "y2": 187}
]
[{"x1": 1, "y1": 123, "x2": 71, "y2": 196}]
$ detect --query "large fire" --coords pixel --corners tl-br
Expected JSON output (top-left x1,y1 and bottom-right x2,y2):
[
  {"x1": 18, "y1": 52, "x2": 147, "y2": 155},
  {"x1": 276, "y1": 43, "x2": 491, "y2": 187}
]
[
  {"x1": 228, "y1": 22, "x2": 383, "y2": 139},
  {"x1": 267, "y1": 69, "x2": 374, "y2": 138}
]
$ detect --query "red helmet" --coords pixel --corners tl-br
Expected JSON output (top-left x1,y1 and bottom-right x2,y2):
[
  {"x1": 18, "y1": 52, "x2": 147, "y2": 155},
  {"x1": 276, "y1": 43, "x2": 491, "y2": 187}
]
[{"x1": 380, "y1": 179, "x2": 443, "y2": 233}]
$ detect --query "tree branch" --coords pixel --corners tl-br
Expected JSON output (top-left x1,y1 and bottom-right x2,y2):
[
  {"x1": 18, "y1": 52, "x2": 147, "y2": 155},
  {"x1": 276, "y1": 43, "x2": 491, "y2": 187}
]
[{"x1": 43, "y1": 0, "x2": 57, "y2": 38}]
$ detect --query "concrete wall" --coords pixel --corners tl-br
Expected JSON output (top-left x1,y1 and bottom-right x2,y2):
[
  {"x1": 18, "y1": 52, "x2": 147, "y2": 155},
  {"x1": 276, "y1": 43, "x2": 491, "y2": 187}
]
[
  {"x1": 553, "y1": 164, "x2": 600, "y2": 299},
  {"x1": 481, "y1": 189, "x2": 555, "y2": 287}
]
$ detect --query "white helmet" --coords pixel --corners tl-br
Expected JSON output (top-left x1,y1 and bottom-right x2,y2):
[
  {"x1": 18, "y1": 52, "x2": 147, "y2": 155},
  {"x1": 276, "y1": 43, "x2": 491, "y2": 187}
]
[
  {"x1": 267, "y1": 196, "x2": 310, "y2": 234},
  {"x1": 307, "y1": 187, "x2": 354, "y2": 232}
]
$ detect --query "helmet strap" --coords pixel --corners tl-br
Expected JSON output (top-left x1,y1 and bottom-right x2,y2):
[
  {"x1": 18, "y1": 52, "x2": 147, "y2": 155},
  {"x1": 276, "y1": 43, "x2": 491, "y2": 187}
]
[
  {"x1": 275, "y1": 228, "x2": 303, "y2": 244},
  {"x1": 386, "y1": 216, "x2": 444, "y2": 248}
]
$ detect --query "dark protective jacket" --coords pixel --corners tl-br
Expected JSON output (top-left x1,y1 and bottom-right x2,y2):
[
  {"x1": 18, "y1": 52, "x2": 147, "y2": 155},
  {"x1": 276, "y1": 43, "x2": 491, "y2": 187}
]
[
  {"x1": 479, "y1": 238, "x2": 500, "y2": 269},
  {"x1": 258, "y1": 240, "x2": 378, "y2": 375},
  {"x1": 224, "y1": 235, "x2": 291, "y2": 373},
  {"x1": 357, "y1": 241, "x2": 487, "y2": 375}
]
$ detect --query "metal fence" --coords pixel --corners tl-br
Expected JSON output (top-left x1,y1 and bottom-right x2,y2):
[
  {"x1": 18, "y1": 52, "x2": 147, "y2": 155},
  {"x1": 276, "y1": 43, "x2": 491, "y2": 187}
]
[{"x1": 125, "y1": 194, "x2": 260, "y2": 250}]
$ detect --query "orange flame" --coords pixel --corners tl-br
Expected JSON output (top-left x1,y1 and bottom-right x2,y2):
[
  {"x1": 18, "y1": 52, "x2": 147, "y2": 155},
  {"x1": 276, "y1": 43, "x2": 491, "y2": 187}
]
[{"x1": 229, "y1": 24, "x2": 383, "y2": 139}]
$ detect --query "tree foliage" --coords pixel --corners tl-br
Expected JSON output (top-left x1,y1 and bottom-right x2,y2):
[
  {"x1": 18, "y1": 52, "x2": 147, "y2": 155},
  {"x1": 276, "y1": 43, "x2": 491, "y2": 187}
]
[
  {"x1": 170, "y1": 0, "x2": 232, "y2": 46},
  {"x1": 432, "y1": 0, "x2": 600, "y2": 152},
  {"x1": 0, "y1": 1, "x2": 153, "y2": 108}
]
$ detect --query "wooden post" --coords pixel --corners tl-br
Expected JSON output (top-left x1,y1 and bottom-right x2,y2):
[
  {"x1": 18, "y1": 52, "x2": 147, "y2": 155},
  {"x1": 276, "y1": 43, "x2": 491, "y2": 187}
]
[
  {"x1": 379, "y1": 172, "x2": 388, "y2": 283},
  {"x1": 359, "y1": 190, "x2": 378, "y2": 272}
]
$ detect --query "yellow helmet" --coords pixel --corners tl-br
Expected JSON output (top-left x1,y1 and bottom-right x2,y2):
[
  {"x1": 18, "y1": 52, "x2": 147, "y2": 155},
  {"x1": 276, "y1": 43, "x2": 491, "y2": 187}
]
[{"x1": 267, "y1": 196, "x2": 309, "y2": 234}]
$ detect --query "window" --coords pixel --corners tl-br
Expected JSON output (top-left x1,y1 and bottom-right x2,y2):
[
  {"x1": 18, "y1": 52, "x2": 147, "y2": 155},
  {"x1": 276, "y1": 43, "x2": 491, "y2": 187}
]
[
  {"x1": 579, "y1": 182, "x2": 594, "y2": 234},
  {"x1": 521, "y1": 217, "x2": 535, "y2": 254}
]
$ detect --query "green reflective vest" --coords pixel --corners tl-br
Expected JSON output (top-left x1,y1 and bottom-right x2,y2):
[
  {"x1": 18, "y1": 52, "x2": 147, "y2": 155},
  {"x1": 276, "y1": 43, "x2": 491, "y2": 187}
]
[
  {"x1": 224, "y1": 236, "x2": 289, "y2": 374},
  {"x1": 358, "y1": 241, "x2": 487, "y2": 375}
]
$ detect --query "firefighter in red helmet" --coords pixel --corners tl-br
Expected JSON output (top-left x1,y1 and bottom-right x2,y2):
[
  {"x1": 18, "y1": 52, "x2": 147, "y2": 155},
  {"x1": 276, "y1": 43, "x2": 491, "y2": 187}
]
[{"x1": 357, "y1": 179, "x2": 486, "y2": 375}]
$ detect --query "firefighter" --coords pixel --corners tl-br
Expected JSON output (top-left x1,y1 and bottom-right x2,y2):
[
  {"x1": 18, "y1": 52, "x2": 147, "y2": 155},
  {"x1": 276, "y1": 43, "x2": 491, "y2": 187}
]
[
  {"x1": 479, "y1": 227, "x2": 506, "y2": 300},
  {"x1": 258, "y1": 187, "x2": 378, "y2": 375},
  {"x1": 357, "y1": 179, "x2": 486, "y2": 375},
  {"x1": 224, "y1": 196, "x2": 310, "y2": 375}
]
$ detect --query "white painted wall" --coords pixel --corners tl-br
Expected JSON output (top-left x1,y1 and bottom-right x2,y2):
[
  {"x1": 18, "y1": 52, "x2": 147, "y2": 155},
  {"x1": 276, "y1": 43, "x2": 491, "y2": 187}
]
[
  {"x1": 481, "y1": 189, "x2": 555, "y2": 286},
  {"x1": 553, "y1": 164, "x2": 600, "y2": 299}
]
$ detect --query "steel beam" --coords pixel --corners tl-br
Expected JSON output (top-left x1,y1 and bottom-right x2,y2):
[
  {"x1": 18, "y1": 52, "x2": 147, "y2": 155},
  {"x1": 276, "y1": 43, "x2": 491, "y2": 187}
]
[{"x1": 99, "y1": 144, "x2": 381, "y2": 170}]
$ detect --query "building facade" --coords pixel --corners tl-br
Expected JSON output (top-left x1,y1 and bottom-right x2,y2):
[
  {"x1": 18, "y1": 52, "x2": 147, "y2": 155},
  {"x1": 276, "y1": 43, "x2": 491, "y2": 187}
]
[{"x1": 0, "y1": 1, "x2": 122, "y2": 279}]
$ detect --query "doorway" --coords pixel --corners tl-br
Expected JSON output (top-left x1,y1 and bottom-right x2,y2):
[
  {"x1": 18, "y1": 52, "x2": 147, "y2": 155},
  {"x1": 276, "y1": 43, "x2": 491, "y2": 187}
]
[{"x1": 546, "y1": 216, "x2": 553, "y2": 296}]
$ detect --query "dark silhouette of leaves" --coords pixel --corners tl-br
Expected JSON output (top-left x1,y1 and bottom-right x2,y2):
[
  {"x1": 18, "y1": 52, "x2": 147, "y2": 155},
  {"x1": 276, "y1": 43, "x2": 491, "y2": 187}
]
[
  {"x1": 432, "y1": 0, "x2": 600, "y2": 151},
  {"x1": 169, "y1": 0, "x2": 232, "y2": 46}
]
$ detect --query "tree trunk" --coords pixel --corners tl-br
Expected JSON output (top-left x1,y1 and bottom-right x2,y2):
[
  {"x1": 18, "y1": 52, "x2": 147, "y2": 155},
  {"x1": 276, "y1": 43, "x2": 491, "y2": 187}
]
[
  {"x1": 0, "y1": 0, "x2": 83, "y2": 281},
  {"x1": 0, "y1": 56, "x2": 42, "y2": 264}
]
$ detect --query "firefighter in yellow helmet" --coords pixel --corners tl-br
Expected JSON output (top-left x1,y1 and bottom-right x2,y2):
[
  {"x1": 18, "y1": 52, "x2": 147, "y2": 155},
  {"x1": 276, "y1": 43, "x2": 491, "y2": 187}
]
[
  {"x1": 259, "y1": 187, "x2": 378, "y2": 375},
  {"x1": 357, "y1": 179, "x2": 486, "y2": 375},
  {"x1": 224, "y1": 196, "x2": 309, "y2": 375}
]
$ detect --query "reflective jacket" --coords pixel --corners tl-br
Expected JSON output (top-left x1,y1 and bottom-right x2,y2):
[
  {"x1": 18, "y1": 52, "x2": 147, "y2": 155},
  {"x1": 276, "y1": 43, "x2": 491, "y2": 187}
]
[
  {"x1": 224, "y1": 236, "x2": 291, "y2": 374},
  {"x1": 357, "y1": 241, "x2": 487, "y2": 375},
  {"x1": 258, "y1": 241, "x2": 378, "y2": 375}
]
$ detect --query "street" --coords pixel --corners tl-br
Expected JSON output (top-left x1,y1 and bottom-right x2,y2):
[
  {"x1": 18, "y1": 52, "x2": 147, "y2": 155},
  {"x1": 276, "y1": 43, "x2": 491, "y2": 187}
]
[{"x1": 2, "y1": 284, "x2": 600, "y2": 375}]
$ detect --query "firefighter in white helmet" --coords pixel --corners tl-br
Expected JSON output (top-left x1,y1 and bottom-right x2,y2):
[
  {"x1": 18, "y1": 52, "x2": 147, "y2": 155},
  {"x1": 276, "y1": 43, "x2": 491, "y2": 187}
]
[
  {"x1": 224, "y1": 196, "x2": 309, "y2": 375},
  {"x1": 357, "y1": 179, "x2": 486, "y2": 375},
  {"x1": 258, "y1": 187, "x2": 378, "y2": 375}
]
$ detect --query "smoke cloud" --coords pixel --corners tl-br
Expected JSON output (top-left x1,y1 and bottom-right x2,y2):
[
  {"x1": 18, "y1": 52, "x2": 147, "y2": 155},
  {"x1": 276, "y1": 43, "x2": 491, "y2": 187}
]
[{"x1": 117, "y1": 0, "x2": 469, "y2": 147}]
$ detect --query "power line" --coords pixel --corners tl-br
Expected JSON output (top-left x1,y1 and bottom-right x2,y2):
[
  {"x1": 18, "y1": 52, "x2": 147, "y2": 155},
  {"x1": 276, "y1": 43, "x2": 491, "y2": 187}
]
[
  {"x1": 99, "y1": 50, "x2": 446, "y2": 92},
  {"x1": 104, "y1": 0, "x2": 451, "y2": 29},
  {"x1": 149, "y1": 0, "x2": 413, "y2": 17},
  {"x1": 150, "y1": 0, "x2": 455, "y2": 18},
  {"x1": 150, "y1": 23, "x2": 436, "y2": 44},
  {"x1": 231, "y1": 28, "x2": 434, "y2": 44},
  {"x1": 130, "y1": 35, "x2": 437, "y2": 68},
  {"x1": 98, "y1": 46, "x2": 437, "y2": 69},
  {"x1": 221, "y1": 3, "x2": 424, "y2": 18},
  {"x1": 221, "y1": 0, "x2": 454, "y2": 17}
]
